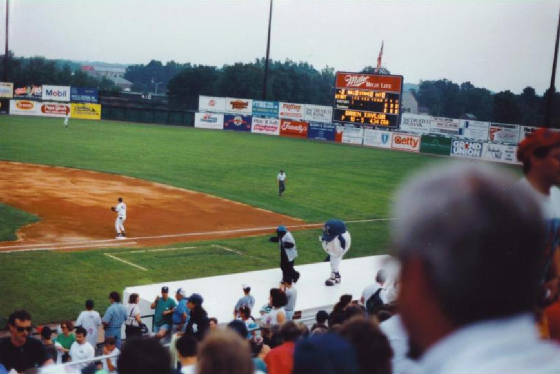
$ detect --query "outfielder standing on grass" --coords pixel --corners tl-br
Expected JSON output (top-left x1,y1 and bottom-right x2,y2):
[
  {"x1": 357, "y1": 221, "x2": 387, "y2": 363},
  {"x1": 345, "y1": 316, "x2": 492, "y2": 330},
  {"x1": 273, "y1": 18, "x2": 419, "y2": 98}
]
[
  {"x1": 277, "y1": 169, "x2": 286, "y2": 197},
  {"x1": 111, "y1": 197, "x2": 127, "y2": 239}
]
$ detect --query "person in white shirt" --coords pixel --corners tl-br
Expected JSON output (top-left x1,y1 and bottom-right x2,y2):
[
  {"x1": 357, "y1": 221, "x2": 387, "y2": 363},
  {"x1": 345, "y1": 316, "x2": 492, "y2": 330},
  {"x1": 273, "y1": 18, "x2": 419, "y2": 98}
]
[
  {"x1": 111, "y1": 197, "x2": 127, "y2": 239},
  {"x1": 102, "y1": 336, "x2": 120, "y2": 373},
  {"x1": 361, "y1": 269, "x2": 386, "y2": 305},
  {"x1": 176, "y1": 334, "x2": 197, "y2": 374},
  {"x1": 392, "y1": 163, "x2": 560, "y2": 373},
  {"x1": 277, "y1": 170, "x2": 286, "y2": 196},
  {"x1": 63, "y1": 111, "x2": 69, "y2": 128},
  {"x1": 76, "y1": 299, "x2": 102, "y2": 351},
  {"x1": 69, "y1": 326, "x2": 94, "y2": 371}
]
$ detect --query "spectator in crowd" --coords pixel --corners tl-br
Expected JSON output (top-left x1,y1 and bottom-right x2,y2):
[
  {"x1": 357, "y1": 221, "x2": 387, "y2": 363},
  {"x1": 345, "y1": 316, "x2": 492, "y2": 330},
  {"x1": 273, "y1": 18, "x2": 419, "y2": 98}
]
[
  {"x1": 264, "y1": 321, "x2": 301, "y2": 374},
  {"x1": 197, "y1": 329, "x2": 254, "y2": 374},
  {"x1": 392, "y1": 163, "x2": 560, "y2": 372},
  {"x1": 342, "y1": 304, "x2": 365, "y2": 322},
  {"x1": 234, "y1": 284, "x2": 256, "y2": 318},
  {"x1": 173, "y1": 288, "x2": 189, "y2": 333},
  {"x1": 328, "y1": 294, "x2": 352, "y2": 327},
  {"x1": 361, "y1": 268, "x2": 385, "y2": 306},
  {"x1": 102, "y1": 291, "x2": 127, "y2": 349},
  {"x1": 227, "y1": 319, "x2": 249, "y2": 340},
  {"x1": 54, "y1": 320, "x2": 75, "y2": 362},
  {"x1": 339, "y1": 317, "x2": 393, "y2": 373},
  {"x1": 101, "y1": 336, "x2": 119, "y2": 373},
  {"x1": 262, "y1": 288, "x2": 287, "y2": 327},
  {"x1": 151, "y1": 286, "x2": 177, "y2": 340},
  {"x1": 208, "y1": 317, "x2": 218, "y2": 330},
  {"x1": 380, "y1": 313, "x2": 421, "y2": 374},
  {"x1": 124, "y1": 293, "x2": 143, "y2": 340},
  {"x1": 282, "y1": 280, "x2": 297, "y2": 320},
  {"x1": 238, "y1": 306, "x2": 259, "y2": 338},
  {"x1": 184, "y1": 293, "x2": 209, "y2": 341},
  {"x1": 40, "y1": 326, "x2": 57, "y2": 363},
  {"x1": 249, "y1": 335, "x2": 270, "y2": 374},
  {"x1": 117, "y1": 337, "x2": 172, "y2": 374},
  {"x1": 69, "y1": 326, "x2": 94, "y2": 371},
  {"x1": 176, "y1": 333, "x2": 197, "y2": 374},
  {"x1": 292, "y1": 333, "x2": 358, "y2": 374},
  {"x1": 76, "y1": 299, "x2": 102, "y2": 351},
  {"x1": 0, "y1": 310, "x2": 52, "y2": 372},
  {"x1": 310, "y1": 310, "x2": 329, "y2": 335}
]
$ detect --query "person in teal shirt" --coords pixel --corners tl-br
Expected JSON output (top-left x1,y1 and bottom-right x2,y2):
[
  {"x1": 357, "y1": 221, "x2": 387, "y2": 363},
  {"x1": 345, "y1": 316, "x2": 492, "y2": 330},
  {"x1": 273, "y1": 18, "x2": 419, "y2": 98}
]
[{"x1": 151, "y1": 286, "x2": 176, "y2": 340}]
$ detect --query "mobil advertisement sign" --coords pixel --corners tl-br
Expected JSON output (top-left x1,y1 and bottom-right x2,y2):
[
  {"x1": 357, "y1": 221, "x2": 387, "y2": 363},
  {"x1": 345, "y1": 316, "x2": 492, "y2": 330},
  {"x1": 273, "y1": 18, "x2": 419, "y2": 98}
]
[
  {"x1": 304, "y1": 105, "x2": 333, "y2": 123},
  {"x1": 42, "y1": 85, "x2": 70, "y2": 102},
  {"x1": 10, "y1": 100, "x2": 41, "y2": 116},
  {"x1": 224, "y1": 114, "x2": 251, "y2": 131},
  {"x1": 252, "y1": 100, "x2": 279, "y2": 118},
  {"x1": 481, "y1": 143, "x2": 520, "y2": 164},
  {"x1": 307, "y1": 122, "x2": 336, "y2": 141},
  {"x1": 199, "y1": 95, "x2": 226, "y2": 113},
  {"x1": 450, "y1": 139, "x2": 483, "y2": 159},
  {"x1": 391, "y1": 133, "x2": 421, "y2": 152},
  {"x1": 251, "y1": 117, "x2": 280, "y2": 136},
  {"x1": 225, "y1": 97, "x2": 253, "y2": 115},
  {"x1": 280, "y1": 119, "x2": 308, "y2": 138},
  {"x1": 279, "y1": 102, "x2": 305, "y2": 120},
  {"x1": 195, "y1": 112, "x2": 225, "y2": 130},
  {"x1": 363, "y1": 129, "x2": 392, "y2": 149},
  {"x1": 40, "y1": 102, "x2": 71, "y2": 117},
  {"x1": 70, "y1": 87, "x2": 99, "y2": 103}
]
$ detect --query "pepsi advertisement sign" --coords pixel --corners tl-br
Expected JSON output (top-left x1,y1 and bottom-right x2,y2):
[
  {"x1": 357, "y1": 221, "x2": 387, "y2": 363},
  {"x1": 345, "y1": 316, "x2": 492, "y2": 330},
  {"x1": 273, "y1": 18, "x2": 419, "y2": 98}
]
[
  {"x1": 224, "y1": 114, "x2": 251, "y2": 132},
  {"x1": 308, "y1": 122, "x2": 336, "y2": 141},
  {"x1": 71, "y1": 87, "x2": 99, "y2": 103}
]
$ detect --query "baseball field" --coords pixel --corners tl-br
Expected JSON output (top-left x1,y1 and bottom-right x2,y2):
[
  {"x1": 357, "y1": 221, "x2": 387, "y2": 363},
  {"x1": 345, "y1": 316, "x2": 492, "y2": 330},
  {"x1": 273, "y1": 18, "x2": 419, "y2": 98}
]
[{"x1": 0, "y1": 116, "x2": 518, "y2": 325}]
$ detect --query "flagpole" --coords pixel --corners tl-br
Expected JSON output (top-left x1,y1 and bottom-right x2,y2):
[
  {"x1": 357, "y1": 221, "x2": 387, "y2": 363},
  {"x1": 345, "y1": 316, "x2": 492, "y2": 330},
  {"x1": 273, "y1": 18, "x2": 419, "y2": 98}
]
[{"x1": 544, "y1": 5, "x2": 560, "y2": 128}]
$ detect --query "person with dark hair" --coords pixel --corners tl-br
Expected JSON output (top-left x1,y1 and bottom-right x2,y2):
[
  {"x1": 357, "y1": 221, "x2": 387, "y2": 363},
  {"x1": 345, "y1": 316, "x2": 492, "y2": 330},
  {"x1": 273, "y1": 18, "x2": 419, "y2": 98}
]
[
  {"x1": 125, "y1": 293, "x2": 143, "y2": 339},
  {"x1": 176, "y1": 334, "x2": 197, "y2": 374},
  {"x1": 227, "y1": 319, "x2": 249, "y2": 339},
  {"x1": 233, "y1": 284, "x2": 256, "y2": 318},
  {"x1": 310, "y1": 310, "x2": 329, "y2": 335},
  {"x1": 69, "y1": 326, "x2": 94, "y2": 371},
  {"x1": 208, "y1": 317, "x2": 218, "y2": 330},
  {"x1": 0, "y1": 310, "x2": 52, "y2": 372},
  {"x1": 151, "y1": 286, "x2": 177, "y2": 340},
  {"x1": 197, "y1": 329, "x2": 254, "y2": 374},
  {"x1": 328, "y1": 294, "x2": 352, "y2": 327},
  {"x1": 292, "y1": 333, "x2": 358, "y2": 374},
  {"x1": 102, "y1": 291, "x2": 127, "y2": 348},
  {"x1": 76, "y1": 299, "x2": 102, "y2": 350},
  {"x1": 101, "y1": 336, "x2": 119, "y2": 373},
  {"x1": 262, "y1": 288, "x2": 287, "y2": 327},
  {"x1": 117, "y1": 337, "x2": 172, "y2": 374},
  {"x1": 54, "y1": 320, "x2": 75, "y2": 362},
  {"x1": 339, "y1": 317, "x2": 393, "y2": 373},
  {"x1": 184, "y1": 293, "x2": 209, "y2": 341},
  {"x1": 393, "y1": 163, "x2": 560, "y2": 372},
  {"x1": 282, "y1": 279, "x2": 297, "y2": 320},
  {"x1": 238, "y1": 306, "x2": 259, "y2": 338},
  {"x1": 40, "y1": 326, "x2": 57, "y2": 362},
  {"x1": 269, "y1": 226, "x2": 300, "y2": 283},
  {"x1": 264, "y1": 321, "x2": 301, "y2": 374}
]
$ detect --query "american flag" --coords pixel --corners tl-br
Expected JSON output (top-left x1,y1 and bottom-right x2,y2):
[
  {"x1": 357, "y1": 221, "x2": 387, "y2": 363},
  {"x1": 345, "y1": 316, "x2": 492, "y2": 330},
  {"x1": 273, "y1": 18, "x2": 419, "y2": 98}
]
[{"x1": 376, "y1": 41, "x2": 384, "y2": 69}]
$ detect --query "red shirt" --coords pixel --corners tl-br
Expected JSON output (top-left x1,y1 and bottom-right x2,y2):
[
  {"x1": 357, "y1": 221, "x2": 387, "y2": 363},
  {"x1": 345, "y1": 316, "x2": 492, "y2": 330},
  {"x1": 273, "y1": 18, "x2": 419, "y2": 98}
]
[{"x1": 264, "y1": 341, "x2": 295, "y2": 374}]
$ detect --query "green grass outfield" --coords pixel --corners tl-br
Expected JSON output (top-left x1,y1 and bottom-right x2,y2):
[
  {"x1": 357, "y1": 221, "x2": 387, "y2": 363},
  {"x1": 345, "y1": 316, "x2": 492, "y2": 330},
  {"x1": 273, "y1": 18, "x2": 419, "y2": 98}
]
[
  {"x1": 0, "y1": 203, "x2": 39, "y2": 241},
  {"x1": 0, "y1": 116, "x2": 520, "y2": 324}
]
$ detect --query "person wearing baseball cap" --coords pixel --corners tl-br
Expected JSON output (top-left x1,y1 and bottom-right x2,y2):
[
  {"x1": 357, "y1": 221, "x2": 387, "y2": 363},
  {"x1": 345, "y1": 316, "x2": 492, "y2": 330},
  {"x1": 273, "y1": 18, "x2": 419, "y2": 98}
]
[
  {"x1": 233, "y1": 284, "x2": 255, "y2": 318},
  {"x1": 150, "y1": 286, "x2": 177, "y2": 341},
  {"x1": 172, "y1": 288, "x2": 189, "y2": 334},
  {"x1": 269, "y1": 226, "x2": 300, "y2": 284},
  {"x1": 517, "y1": 128, "x2": 560, "y2": 308},
  {"x1": 185, "y1": 293, "x2": 209, "y2": 341}
]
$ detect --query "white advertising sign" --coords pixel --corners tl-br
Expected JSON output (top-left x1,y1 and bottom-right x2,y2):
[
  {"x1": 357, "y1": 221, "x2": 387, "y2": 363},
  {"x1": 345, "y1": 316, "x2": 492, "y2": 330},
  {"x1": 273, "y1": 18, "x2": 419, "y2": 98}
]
[
  {"x1": 194, "y1": 112, "x2": 224, "y2": 130},
  {"x1": 198, "y1": 96, "x2": 226, "y2": 113},
  {"x1": 481, "y1": 143, "x2": 520, "y2": 164},
  {"x1": 342, "y1": 125, "x2": 364, "y2": 145},
  {"x1": 391, "y1": 133, "x2": 421, "y2": 152},
  {"x1": 303, "y1": 104, "x2": 333, "y2": 123},
  {"x1": 39, "y1": 102, "x2": 71, "y2": 117},
  {"x1": 251, "y1": 117, "x2": 280, "y2": 136},
  {"x1": 10, "y1": 100, "x2": 41, "y2": 116},
  {"x1": 450, "y1": 140, "x2": 483, "y2": 159},
  {"x1": 41, "y1": 85, "x2": 71, "y2": 102},
  {"x1": 488, "y1": 123, "x2": 520, "y2": 144},
  {"x1": 279, "y1": 102, "x2": 305, "y2": 120},
  {"x1": 518, "y1": 126, "x2": 539, "y2": 143},
  {"x1": 430, "y1": 117, "x2": 462, "y2": 135},
  {"x1": 0, "y1": 82, "x2": 14, "y2": 98},
  {"x1": 399, "y1": 113, "x2": 433, "y2": 134},
  {"x1": 363, "y1": 129, "x2": 392, "y2": 149},
  {"x1": 225, "y1": 97, "x2": 253, "y2": 115},
  {"x1": 461, "y1": 120, "x2": 490, "y2": 141}
]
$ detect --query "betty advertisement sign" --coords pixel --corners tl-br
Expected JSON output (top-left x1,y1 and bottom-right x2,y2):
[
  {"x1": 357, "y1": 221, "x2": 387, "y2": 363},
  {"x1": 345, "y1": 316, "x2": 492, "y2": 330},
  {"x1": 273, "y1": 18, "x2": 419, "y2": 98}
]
[
  {"x1": 280, "y1": 119, "x2": 308, "y2": 138},
  {"x1": 391, "y1": 133, "x2": 420, "y2": 152}
]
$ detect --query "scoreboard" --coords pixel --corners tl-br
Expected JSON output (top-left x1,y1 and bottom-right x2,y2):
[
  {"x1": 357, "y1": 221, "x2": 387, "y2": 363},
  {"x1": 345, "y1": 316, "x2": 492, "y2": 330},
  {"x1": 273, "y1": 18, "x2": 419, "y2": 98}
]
[{"x1": 333, "y1": 72, "x2": 403, "y2": 127}]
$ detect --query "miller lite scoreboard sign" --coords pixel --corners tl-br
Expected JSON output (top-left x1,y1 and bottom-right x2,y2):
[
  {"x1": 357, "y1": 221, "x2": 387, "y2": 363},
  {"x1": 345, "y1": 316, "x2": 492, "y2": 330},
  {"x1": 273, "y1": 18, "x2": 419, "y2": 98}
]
[{"x1": 333, "y1": 72, "x2": 403, "y2": 128}]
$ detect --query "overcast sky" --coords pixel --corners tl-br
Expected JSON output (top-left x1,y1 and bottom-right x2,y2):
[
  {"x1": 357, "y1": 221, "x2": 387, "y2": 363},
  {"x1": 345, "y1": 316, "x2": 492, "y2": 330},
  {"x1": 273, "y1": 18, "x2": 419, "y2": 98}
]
[{"x1": 2, "y1": 0, "x2": 559, "y2": 94}]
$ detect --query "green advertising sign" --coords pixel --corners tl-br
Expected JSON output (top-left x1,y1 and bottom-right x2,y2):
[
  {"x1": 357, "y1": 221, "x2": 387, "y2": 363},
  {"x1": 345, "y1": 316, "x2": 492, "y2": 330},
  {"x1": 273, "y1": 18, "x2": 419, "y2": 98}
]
[{"x1": 420, "y1": 134, "x2": 452, "y2": 155}]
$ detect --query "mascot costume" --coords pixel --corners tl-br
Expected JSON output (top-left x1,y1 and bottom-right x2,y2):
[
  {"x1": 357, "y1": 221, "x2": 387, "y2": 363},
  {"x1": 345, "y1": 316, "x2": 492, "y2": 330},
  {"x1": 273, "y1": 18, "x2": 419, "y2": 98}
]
[{"x1": 320, "y1": 219, "x2": 351, "y2": 286}]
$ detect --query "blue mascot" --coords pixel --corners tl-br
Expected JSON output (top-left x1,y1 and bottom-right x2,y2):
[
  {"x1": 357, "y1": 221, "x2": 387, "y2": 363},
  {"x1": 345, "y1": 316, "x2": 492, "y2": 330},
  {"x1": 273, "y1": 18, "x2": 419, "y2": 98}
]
[{"x1": 320, "y1": 219, "x2": 351, "y2": 286}]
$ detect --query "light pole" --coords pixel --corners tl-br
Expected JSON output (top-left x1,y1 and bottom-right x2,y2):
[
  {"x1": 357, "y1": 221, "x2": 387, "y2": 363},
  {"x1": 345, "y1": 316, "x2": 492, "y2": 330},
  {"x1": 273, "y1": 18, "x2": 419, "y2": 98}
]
[
  {"x1": 262, "y1": 0, "x2": 273, "y2": 100},
  {"x1": 545, "y1": 5, "x2": 560, "y2": 128},
  {"x1": 3, "y1": 0, "x2": 9, "y2": 82}
]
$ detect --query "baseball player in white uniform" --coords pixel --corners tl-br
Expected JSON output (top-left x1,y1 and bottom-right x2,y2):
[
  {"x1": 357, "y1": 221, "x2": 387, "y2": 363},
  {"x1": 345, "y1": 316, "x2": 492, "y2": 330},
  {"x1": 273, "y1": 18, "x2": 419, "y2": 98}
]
[
  {"x1": 111, "y1": 197, "x2": 127, "y2": 239},
  {"x1": 320, "y1": 219, "x2": 351, "y2": 286},
  {"x1": 64, "y1": 112, "x2": 69, "y2": 128},
  {"x1": 277, "y1": 170, "x2": 286, "y2": 196}
]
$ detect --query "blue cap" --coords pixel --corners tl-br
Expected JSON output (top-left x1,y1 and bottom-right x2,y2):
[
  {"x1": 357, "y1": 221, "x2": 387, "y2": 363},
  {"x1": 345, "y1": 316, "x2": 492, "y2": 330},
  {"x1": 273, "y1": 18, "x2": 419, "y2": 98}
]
[
  {"x1": 277, "y1": 225, "x2": 287, "y2": 233},
  {"x1": 187, "y1": 293, "x2": 203, "y2": 305},
  {"x1": 321, "y1": 219, "x2": 346, "y2": 242}
]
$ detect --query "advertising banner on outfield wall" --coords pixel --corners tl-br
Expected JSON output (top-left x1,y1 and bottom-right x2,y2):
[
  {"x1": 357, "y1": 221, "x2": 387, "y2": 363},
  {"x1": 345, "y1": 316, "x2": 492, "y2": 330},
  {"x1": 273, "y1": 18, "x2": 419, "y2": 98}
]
[
  {"x1": 489, "y1": 123, "x2": 520, "y2": 144},
  {"x1": 399, "y1": 113, "x2": 433, "y2": 134},
  {"x1": 252, "y1": 117, "x2": 280, "y2": 135},
  {"x1": 304, "y1": 105, "x2": 333, "y2": 123},
  {"x1": 71, "y1": 87, "x2": 99, "y2": 103},
  {"x1": 450, "y1": 139, "x2": 483, "y2": 159},
  {"x1": 280, "y1": 119, "x2": 308, "y2": 138},
  {"x1": 342, "y1": 125, "x2": 364, "y2": 145},
  {"x1": 518, "y1": 126, "x2": 539, "y2": 143},
  {"x1": 225, "y1": 97, "x2": 253, "y2": 115},
  {"x1": 40, "y1": 102, "x2": 71, "y2": 117},
  {"x1": 307, "y1": 122, "x2": 336, "y2": 141},
  {"x1": 15, "y1": 85, "x2": 42, "y2": 99},
  {"x1": 10, "y1": 100, "x2": 41, "y2": 115},
  {"x1": 0, "y1": 99, "x2": 9, "y2": 114},
  {"x1": 279, "y1": 102, "x2": 305, "y2": 120},
  {"x1": 363, "y1": 129, "x2": 392, "y2": 149},
  {"x1": 430, "y1": 117, "x2": 462, "y2": 136},
  {"x1": 70, "y1": 103, "x2": 101, "y2": 120},
  {"x1": 42, "y1": 85, "x2": 71, "y2": 102},
  {"x1": 391, "y1": 133, "x2": 421, "y2": 152},
  {"x1": 420, "y1": 134, "x2": 452, "y2": 155},
  {"x1": 461, "y1": 120, "x2": 490, "y2": 141},
  {"x1": 224, "y1": 114, "x2": 251, "y2": 131},
  {"x1": 199, "y1": 95, "x2": 226, "y2": 113},
  {"x1": 252, "y1": 100, "x2": 279, "y2": 118},
  {"x1": 0, "y1": 82, "x2": 14, "y2": 98},
  {"x1": 335, "y1": 125, "x2": 344, "y2": 143},
  {"x1": 481, "y1": 143, "x2": 519, "y2": 164},
  {"x1": 195, "y1": 112, "x2": 224, "y2": 129}
]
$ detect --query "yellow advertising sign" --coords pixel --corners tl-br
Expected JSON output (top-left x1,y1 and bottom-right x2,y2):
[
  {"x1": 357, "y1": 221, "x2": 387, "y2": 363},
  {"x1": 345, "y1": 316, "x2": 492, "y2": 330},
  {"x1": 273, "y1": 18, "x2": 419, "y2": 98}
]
[{"x1": 70, "y1": 103, "x2": 102, "y2": 120}]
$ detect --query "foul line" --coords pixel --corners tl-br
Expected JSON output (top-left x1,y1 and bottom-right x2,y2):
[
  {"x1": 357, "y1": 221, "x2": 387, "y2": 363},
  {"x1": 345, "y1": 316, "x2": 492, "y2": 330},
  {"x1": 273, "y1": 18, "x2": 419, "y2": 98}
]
[
  {"x1": 0, "y1": 241, "x2": 136, "y2": 254},
  {"x1": 124, "y1": 246, "x2": 196, "y2": 254},
  {"x1": 211, "y1": 244, "x2": 243, "y2": 256},
  {"x1": 104, "y1": 253, "x2": 148, "y2": 271}
]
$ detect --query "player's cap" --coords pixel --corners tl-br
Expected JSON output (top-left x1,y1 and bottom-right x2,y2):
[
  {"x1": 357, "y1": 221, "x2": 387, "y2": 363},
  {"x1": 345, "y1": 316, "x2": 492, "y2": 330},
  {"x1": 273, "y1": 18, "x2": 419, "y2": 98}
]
[
  {"x1": 517, "y1": 128, "x2": 560, "y2": 164},
  {"x1": 277, "y1": 225, "x2": 287, "y2": 233},
  {"x1": 321, "y1": 219, "x2": 347, "y2": 242},
  {"x1": 161, "y1": 286, "x2": 169, "y2": 293},
  {"x1": 242, "y1": 284, "x2": 251, "y2": 291},
  {"x1": 176, "y1": 288, "x2": 187, "y2": 297},
  {"x1": 187, "y1": 293, "x2": 203, "y2": 306}
]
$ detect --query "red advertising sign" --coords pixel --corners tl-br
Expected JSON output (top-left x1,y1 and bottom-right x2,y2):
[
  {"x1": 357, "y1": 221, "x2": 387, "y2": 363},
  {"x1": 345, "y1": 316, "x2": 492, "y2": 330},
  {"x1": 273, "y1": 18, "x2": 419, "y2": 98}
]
[
  {"x1": 41, "y1": 103, "x2": 70, "y2": 115},
  {"x1": 280, "y1": 119, "x2": 309, "y2": 138},
  {"x1": 335, "y1": 73, "x2": 402, "y2": 92}
]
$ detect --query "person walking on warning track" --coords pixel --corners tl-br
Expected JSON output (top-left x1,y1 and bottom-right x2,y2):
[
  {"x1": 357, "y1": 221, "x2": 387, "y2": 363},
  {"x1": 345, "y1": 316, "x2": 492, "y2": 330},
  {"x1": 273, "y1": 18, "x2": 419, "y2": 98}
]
[
  {"x1": 277, "y1": 170, "x2": 286, "y2": 197},
  {"x1": 111, "y1": 197, "x2": 127, "y2": 239}
]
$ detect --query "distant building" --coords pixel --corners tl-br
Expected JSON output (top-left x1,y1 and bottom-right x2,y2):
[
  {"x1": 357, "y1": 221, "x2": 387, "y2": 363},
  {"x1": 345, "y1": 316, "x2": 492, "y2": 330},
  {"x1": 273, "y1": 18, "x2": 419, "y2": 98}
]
[
  {"x1": 81, "y1": 65, "x2": 133, "y2": 91},
  {"x1": 401, "y1": 90, "x2": 418, "y2": 114}
]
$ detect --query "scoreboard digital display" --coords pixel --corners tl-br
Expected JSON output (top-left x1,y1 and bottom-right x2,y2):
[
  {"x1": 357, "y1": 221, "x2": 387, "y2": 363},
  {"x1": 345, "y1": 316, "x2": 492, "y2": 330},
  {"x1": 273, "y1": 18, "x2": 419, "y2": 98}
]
[{"x1": 333, "y1": 72, "x2": 403, "y2": 127}]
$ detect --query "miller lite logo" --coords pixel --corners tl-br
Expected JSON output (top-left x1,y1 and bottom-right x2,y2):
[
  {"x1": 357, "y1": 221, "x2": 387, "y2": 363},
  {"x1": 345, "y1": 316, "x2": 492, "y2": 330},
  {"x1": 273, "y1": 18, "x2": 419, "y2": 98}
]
[{"x1": 344, "y1": 75, "x2": 370, "y2": 88}]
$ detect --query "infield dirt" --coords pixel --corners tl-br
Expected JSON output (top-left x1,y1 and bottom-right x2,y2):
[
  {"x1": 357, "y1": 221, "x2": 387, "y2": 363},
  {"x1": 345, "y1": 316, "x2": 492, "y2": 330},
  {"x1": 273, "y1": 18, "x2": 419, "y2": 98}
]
[{"x1": 0, "y1": 161, "x2": 304, "y2": 251}]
